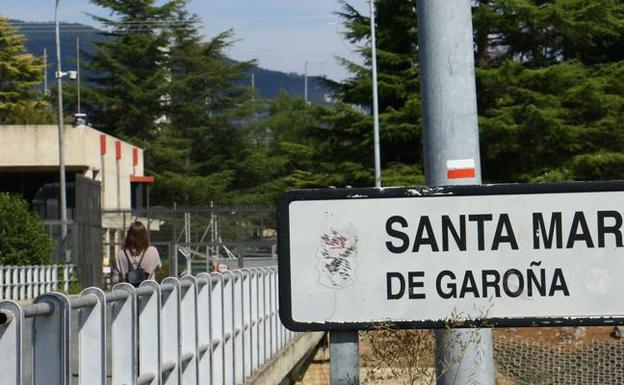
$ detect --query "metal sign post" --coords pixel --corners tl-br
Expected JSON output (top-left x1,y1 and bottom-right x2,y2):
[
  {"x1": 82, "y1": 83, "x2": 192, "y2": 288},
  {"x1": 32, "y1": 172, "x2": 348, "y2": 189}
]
[
  {"x1": 416, "y1": 0, "x2": 495, "y2": 383},
  {"x1": 330, "y1": 331, "x2": 359, "y2": 385}
]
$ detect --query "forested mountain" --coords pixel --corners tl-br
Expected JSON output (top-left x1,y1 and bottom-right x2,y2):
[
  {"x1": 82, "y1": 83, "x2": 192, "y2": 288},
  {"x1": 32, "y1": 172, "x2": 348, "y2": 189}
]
[{"x1": 9, "y1": 20, "x2": 333, "y2": 104}]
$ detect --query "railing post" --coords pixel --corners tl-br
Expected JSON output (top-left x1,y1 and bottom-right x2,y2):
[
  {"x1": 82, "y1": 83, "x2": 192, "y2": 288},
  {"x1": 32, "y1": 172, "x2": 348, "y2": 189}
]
[
  {"x1": 161, "y1": 277, "x2": 181, "y2": 385},
  {"x1": 180, "y1": 275, "x2": 199, "y2": 385},
  {"x1": 269, "y1": 269, "x2": 277, "y2": 357},
  {"x1": 0, "y1": 266, "x2": 4, "y2": 300},
  {"x1": 79, "y1": 288, "x2": 107, "y2": 385},
  {"x1": 64, "y1": 265, "x2": 71, "y2": 292},
  {"x1": 0, "y1": 300, "x2": 23, "y2": 385},
  {"x1": 26, "y1": 267, "x2": 33, "y2": 299},
  {"x1": 36, "y1": 266, "x2": 43, "y2": 297},
  {"x1": 44, "y1": 266, "x2": 52, "y2": 293},
  {"x1": 138, "y1": 281, "x2": 162, "y2": 385},
  {"x1": 248, "y1": 268, "x2": 259, "y2": 372},
  {"x1": 232, "y1": 271, "x2": 244, "y2": 384},
  {"x1": 257, "y1": 268, "x2": 267, "y2": 367},
  {"x1": 52, "y1": 265, "x2": 59, "y2": 291},
  {"x1": 210, "y1": 273, "x2": 224, "y2": 385},
  {"x1": 33, "y1": 292, "x2": 71, "y2": 385},
  {"x1": 196, "y1": 273, "x2": 212, "y2": 385},
  {"x1": 111, "y1": 283, "x2": 137, "y2": 385},
  {"x1": 271, "y1": 268, "x2": 282, "y2": 351},
  {"x1": 11, "y1": 267, "x2": 18, "y2": 300},
  {"x1": 18, "y1": 267, "x2": 25, "y2": 300},
  {"x1": 222, "y1": 271, "x2": 235, "y2": 385},
  {"x1": 241, "y1": 269, "x2": 252, "y2": 379}
]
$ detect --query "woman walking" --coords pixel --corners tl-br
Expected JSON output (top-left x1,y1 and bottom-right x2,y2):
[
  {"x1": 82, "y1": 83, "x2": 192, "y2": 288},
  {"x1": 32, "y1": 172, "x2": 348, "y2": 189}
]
[{"x1": 112, "y1": 221, "x2": 161, "y2": 286}]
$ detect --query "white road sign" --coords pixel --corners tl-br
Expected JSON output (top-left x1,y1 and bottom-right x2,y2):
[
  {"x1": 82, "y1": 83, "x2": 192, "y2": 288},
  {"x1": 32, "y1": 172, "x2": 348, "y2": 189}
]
[{"x1": 278, "y1": 182, "x2": 624, "y2": 330}]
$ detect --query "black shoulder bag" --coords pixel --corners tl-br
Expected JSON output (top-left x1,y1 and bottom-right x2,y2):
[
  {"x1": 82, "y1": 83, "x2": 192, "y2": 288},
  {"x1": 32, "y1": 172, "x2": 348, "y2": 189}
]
[{"x1": 124, "y1": 249, "x2": 149, "y2": 287}]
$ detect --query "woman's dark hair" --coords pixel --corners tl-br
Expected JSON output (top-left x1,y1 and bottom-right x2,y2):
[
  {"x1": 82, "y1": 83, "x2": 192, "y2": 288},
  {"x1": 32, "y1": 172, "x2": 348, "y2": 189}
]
[{"x1": 123, "y1": 221, "x2": 149, "y2": 255}]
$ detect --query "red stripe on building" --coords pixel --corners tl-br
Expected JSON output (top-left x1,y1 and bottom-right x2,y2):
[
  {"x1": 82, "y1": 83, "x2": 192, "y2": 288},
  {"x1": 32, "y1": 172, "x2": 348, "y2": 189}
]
[
  {"x1": 115, "y1": 140, "x2": 122, "y2": 160},
  {"x1": 447, "y1": 168, "x2": 476, "y2": 179},
  {"x1": 132, "y1": 148, "x2": 138, "y2": 166},
  {"x1": 129, "y1": 176, "x2": 155, "y2": 183},
  {"x1": 100, "y1": 135, "x2": 106, "y2": 155}
]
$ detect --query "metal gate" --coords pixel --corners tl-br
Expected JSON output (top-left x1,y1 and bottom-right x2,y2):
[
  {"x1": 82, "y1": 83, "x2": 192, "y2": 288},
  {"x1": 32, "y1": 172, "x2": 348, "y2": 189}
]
[{"x1": 73, "y1": 175, "x2": 102, "y2": 288}]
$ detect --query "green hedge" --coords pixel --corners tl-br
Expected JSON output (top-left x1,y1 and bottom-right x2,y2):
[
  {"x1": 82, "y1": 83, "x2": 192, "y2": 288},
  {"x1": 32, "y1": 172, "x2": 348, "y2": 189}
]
[{"x1": 0, "y1": 192, "x2": 53, "y2": 265}]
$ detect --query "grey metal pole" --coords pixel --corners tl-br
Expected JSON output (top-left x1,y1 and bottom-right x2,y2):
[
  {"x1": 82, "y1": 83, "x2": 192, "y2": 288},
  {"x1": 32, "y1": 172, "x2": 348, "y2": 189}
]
[
  {"x1": 43, "y1": 48, "x2": 48, "y2": 95},
  {"x1": 304, "y1": 61, "x2": 308, "y2": 103},
  {"x1": 76, "y1": 37, "x2": 80, "y2": 114},
  {"x1": 330, "y1": 331, "x2": 359, "y2": 385},
  {"x1": 55, "y1": 0, "x2": 69, "y2": 262},
  {"x1": 416, "y1": 1, "x2": 496, "y2": 384},
  {"x1": 369, "y1": 0, "x2": 381, "y2": 188}
]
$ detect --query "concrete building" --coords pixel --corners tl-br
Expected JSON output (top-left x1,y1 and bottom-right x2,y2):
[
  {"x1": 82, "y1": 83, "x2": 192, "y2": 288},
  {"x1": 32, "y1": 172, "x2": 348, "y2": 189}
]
[
  {"x1": 0, "y1": 124, "x2": 151, "y2": 209},
  {"x1": 0, "y1": 124, "x2": 155, "y2": 274}
]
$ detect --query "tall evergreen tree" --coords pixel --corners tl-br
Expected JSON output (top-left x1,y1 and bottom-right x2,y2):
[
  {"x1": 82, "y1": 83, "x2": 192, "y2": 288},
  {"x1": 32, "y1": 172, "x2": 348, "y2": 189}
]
[
  {"x1": 83, "y1": 0, "x2": 180, "y2": 140},
  {"x1": 0, "y1": 15, "x2": 51, "y2": 124},
  {"x1": 334, "y1": 0, "x2": 424, "y2": 186},
  {"x1": 474, "y1": 0, "x2": 624, "y2": 182},
  {"x1": 148, "y1": 4, "x2": 256, "y2": 205}
]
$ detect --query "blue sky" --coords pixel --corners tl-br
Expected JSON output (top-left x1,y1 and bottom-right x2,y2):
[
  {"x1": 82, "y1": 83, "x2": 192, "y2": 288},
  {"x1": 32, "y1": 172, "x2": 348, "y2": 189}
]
[{"x1": 1, "y1": 0, "x2": 368, "y2": 81}]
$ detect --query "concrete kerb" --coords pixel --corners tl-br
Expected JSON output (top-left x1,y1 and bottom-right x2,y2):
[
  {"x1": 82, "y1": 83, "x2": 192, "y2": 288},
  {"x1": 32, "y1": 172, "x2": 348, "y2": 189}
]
[{"x1": 243, "y1": 332, "x2": 325, "y2": 385}]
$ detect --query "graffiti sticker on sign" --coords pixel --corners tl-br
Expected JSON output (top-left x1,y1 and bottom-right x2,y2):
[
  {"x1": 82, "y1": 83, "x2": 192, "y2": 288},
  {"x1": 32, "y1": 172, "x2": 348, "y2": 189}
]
[{"x1": 277, "y1": 182, "x2": 624, "y2": 331}]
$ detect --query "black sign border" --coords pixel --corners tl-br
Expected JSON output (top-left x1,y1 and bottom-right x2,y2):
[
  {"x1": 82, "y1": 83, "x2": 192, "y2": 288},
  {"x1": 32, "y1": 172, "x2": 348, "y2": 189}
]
[{"x1": 278, "y1": 181, "x2": 624, "y2": 331}]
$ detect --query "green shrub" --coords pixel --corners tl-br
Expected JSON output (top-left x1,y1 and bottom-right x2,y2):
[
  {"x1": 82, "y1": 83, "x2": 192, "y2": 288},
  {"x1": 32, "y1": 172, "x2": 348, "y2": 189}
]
[{"x1": 0, "y1": 192, "x2": 53, "y2": 265}]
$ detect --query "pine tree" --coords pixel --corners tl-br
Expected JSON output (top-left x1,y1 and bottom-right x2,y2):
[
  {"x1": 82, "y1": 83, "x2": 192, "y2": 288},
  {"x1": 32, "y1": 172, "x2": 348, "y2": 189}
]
[
  {"x1": 0, "y1": 15, "x2": 51, "y2": 124},
  {"x1": 83, "y1": 0, "x2": 180, "y2": 140},
  {"x1": 475, "y1": 0, "x2": 624, "y2": 182},
  {"x1": 332, "y1": 0, "x2": 424, "y2": 186},
  {"x1": 148, "y1": 5, "x2": 256, "y2": 205}
]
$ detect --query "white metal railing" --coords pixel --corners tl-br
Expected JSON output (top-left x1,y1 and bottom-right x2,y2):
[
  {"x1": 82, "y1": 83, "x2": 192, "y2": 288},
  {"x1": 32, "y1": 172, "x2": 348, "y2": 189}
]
[
  {"x1": 0, "y1": 264, "x2": 74, "y2": 301},
  {"x1": 0, "y1": 267, "x2": 297, "y2": 385}
]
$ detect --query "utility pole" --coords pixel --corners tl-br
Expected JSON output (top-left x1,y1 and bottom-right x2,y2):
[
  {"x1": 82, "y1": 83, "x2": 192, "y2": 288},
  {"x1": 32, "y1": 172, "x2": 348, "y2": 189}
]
[
  {"x1": 416, "y1": 1, "x2": 496, "y2": 385},
  {"x1": 370, "y1": 0, "x2": 381, "y2": 188},
  {"x1": 304, "y1": 61, "x2": 308, "y2": 103},
  {"x1": 43, "y1": 48, "x2": 48, "y2": 95},
  {"x1": 76, "y1": 37, "x2": 81, "y2": 114},
  {"x1": 55, "y1": 0, "x2": 69, "y2": 262}
]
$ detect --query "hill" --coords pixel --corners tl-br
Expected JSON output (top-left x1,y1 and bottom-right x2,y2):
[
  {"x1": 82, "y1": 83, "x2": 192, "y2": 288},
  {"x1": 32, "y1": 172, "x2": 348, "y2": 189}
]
[{"x1": 10, "y1": 20, "x2": 335, "y2": 105}]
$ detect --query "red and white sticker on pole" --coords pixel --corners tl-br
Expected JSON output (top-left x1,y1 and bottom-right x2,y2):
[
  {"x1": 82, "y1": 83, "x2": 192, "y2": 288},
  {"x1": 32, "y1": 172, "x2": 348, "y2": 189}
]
[{"x1": 447, "y1": 159, "x2": 476, "y2": 180}]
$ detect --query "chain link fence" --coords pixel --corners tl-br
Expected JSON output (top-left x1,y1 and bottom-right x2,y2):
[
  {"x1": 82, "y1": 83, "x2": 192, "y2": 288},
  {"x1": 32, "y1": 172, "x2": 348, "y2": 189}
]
[{"x1": 101, "y1": 205, "x2": 277, "y2": 286}]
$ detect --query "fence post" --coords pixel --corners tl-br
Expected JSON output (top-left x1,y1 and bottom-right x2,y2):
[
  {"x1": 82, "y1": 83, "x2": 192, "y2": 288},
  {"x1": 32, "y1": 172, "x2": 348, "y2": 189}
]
[
  {"x1": 52, "y1": 265, "x2": 58, "y2": 291},
  {"x1": 222, "y1": 271, "x2": 235, "y2": 385},
  {"x1": 210, "y1": 273, "x2": 225, "y2": 385},
  {"x1": 18, "y1": 267, "x2": 25, "y2": 300},
  {"x1": 44, "y1": 266, "x2": 52, "y2": 293},
  {"x1": 79, "y1": 287, "x2": 107, "y2": 385},
  {"x1": 232, "y1": 271, "x2": 245, "y2": 384},
  {"x1": 33, "y1": 292, "x2": 71, "y2": 385},
  {"x1": 180, "y1": 275, "x2": 199, "y2": 385},
  {"x1": 0, "y1": 300, "x2": 23, "y2": 385},
  {"x1": 111, "y1": 283, "x2": 137, "y2": 385},
  {"x1": 267, "y1": 268, "x2": 279, "y2": 357},
  {"x1": 26, "y1": 267, "x2": 33, "y2": 299},
  {"x1": 11, "y1": 267, "x2": 18, "y2": 300},
  {"x1": 241, "y1": 269, "x2": 253, "y2": 379},
  {"x1": 137, "y1": 281, "x2": 162, "y2": 385},
  {"x1": 196, "y1": 273, "x2": 212, "y2": 385},
  {"x1": 248, "y1": 268, "x2": 259, "y2": 372},
  {"x1": 257, "y1": 268, "x2": 267, "y2": 367},
  {"x1": 161, "y1": 277, "x2": 181, "y2": 385},
  {"x1": 0, "y1": 266, "x2": 4, "y2": 300}
]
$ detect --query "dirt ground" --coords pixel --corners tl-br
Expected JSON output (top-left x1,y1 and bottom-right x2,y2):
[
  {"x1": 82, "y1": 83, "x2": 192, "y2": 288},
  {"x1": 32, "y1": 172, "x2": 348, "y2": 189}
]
[{"x1": 294, "y1": 326, "x2": 623, "y2": 385}]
